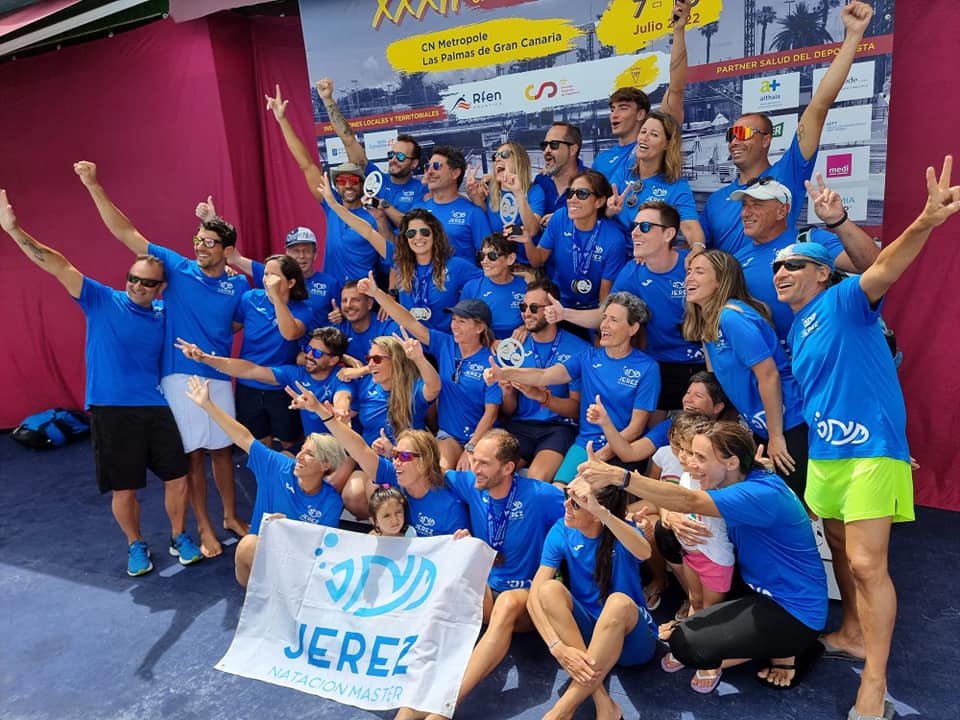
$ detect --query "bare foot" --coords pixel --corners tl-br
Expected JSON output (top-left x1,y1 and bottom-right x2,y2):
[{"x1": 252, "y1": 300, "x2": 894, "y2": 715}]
[
  {"x1": 224, "y1": 517, "x2": 250, "y2": 537},
  {"x1": 199, "y1": 528, "x2": 223, "y2": 558},
  {"x1": 658, "y1": 619, "x2": 680, "y2": 641},
  {"x1": 594, "y1": 695, "x2": 622, "y2": 720}
]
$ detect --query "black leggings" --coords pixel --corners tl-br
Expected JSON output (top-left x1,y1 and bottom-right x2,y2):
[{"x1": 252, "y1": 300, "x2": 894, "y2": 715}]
[
  {"x1": 668, "y1": 592, "x2": 819, "y2": 669},
  {"x1": 757, "y1": 422, "x2": 809, "y2": 499}
]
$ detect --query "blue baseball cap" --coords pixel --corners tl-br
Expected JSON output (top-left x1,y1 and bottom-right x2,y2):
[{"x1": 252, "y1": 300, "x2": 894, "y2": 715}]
[
  {"x1": 774, "y1": 242, "x2": 835, "y2": 271},
  {"x1": 444, "y1": 298, "x2": 492, "y2": 326}
]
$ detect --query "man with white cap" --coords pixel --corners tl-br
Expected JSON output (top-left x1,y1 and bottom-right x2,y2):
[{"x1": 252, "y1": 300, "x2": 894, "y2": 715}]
[
  {"x1": 730, "y1": 174, "x2": 878, "y2": 345},
  {"x1": 226, "y1": 223, "x2": 339, "y2": 328},
  {"x1": 772, "y1": 157, "x2": 960, "y2": 720}
]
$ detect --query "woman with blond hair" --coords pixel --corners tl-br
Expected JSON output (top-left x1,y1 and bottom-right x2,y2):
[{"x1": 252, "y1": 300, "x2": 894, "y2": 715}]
[
  {"x1": 606, "y1": 110, "x2": 704, "y2": 248},
  {"x1": 683, "y1": 249, "x2": 808, "y2": 497}
]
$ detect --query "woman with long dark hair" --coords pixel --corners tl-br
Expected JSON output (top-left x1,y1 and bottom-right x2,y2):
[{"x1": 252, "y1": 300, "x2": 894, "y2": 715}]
[{"x1": 527, "y1": 484, "x2": 657, "y2": 720}]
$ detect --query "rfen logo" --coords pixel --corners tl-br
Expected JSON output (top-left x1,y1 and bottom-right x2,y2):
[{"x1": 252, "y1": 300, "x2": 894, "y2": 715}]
[{"x1": 826, "y1": 153, "x2": 853, "y2": 178}]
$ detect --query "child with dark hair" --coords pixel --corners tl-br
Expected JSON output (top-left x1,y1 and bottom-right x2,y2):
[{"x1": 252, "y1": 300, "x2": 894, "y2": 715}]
[{"x1": 368, "y1": 485, "x2": 416, "y2": 538}]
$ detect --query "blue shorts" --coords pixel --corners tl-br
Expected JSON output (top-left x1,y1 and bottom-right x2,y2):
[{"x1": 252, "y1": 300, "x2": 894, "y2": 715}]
[{"x1": 571, "y1": 594, "x2": 656, "y2": 667}]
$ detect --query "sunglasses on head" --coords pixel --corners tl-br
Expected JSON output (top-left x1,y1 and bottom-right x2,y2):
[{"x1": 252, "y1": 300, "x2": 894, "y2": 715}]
[
  {"x1": 564, "y1": 187, "x2": 598, "y2": 201},
  {"x1": 404, "y1": 227, "x2": 432, "y2": 239},
  {"x1": 491, "y1": 149, "x2": 514, "y2": 161},
  {"x1": 429, "y1": 161, "x2": 446, "y2": 171},
  {"x1": 193, "y1": 235, "x2": 224, "y2": 248},
  {"x1": 335, "y1": 175, "x2": 362, "y2": 187},
  {"x1": 366, "y1": 354, "x2": 388, "y2": 365},
  {"x1": 302, "y1": 345, "x2": 328, "y2": 359},
  {"x1": 476, "y1": 250, "x2": 506, "y2": 262},
  {"x1": 392, "y1": 449, "x2": 421, "y2": 462},
  {"x1": 726, "y1": 126, "x2": 770, "y2": 143},
  {"x1": 387, "y1": 150, "x2": 412, "y2": 162},
  {"x1": 772, "y1": 258, "x2": 821, "y2": 274},
  {"x1": 746, "y1": 175, "x2": 777, "y2": 188},
  {"x1": 518, "y1": 302, "x2": 544, "y2": 314},
  {"x1": 564, "y1": 489, "x2": 581, "y2": 510},
  {"x1": 624, "y1": 180, "x2": 644, "y2": 208},
  {"x1": 540, "y1": 139, "x2": 575, "y2": 151},
  {"x1": 127, "y1": 273, "x2": 162, "y2": 288},
  {"x1": 630, "y1": 220, "x2": 670, "y2": 233}
]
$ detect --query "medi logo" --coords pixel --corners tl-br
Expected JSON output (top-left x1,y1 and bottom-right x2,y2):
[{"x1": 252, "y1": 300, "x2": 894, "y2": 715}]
[{"x1": 826, "y1": 153, "x2": 854, "y2": 179}]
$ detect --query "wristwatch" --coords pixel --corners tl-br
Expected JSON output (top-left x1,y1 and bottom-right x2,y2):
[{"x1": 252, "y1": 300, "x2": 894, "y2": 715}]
[{"x1": 465, "y1": 442, "x2": 476, "y2": 453}]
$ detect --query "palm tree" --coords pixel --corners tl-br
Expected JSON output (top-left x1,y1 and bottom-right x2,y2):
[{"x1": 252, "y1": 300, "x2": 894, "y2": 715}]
[
  {"x1": 771, "y1": 1, "x2": 833, "y2": 50},
  {"x1": 758, "y1": 6, "x2": 777, "y2": 54},
  {"x1": 701, "y1": 22, "x2": 719, "y2": 63}
]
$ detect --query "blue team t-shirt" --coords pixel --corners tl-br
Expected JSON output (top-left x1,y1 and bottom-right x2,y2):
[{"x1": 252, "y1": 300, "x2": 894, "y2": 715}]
[
  {"x1": 236, "y1": 290, "x2": 314, "y2": 390},
  {"x1": 76, "y1": 277, "x2": 167, "y2": 407},
  {"x1": 445, "y1": 471, "x2": 564, "y2": 592},
  {"x1": 701, "y1": 134, "x2": 817, "y2": 255},
  {"x1": 270, "y1": 365, "x2": 347, "y2": 435},
  {"x1": 709, "y1": 469, "x2": 827, "y2": 630},
  {"x1": 736, "y1": 227, "x2": 843, "y2": 345},
  {"x1": 539, "y1": 210, "x2": 628, "y2": 309},
  {"x1": 320, "y1": 199, "x2": 381, "y2": 283},
  {"x1": 593, "y1": 141, "x2": 638, "y2": 183},
  {"x1": 606, "y1": 170, "x2": 699, "y2": 238},
  {"x1": 337, "y1": 316, "x2": 400, "y2": 362},
  {"x1": 484, "y1": 185, "x2": 547, "y2": 264},
  {"x1": 397, "y1": 258, "x2": 481, "y2": 333},
  {"x1": 460, "y1": 274, "x2": 527, "y2": 339},
  {"x1": 788, "y1": 277, "x2": 909, "y2": 462},
  {"x1": 512, "y1": 330, "x2": 590, "y2": 423},
  {"x1": 428, "y1": 329, "x2": 502, "y2": 443},
  {"x1": 364, "y1": 160, "x2": 428, "y2": 219},
  {"x1": 247, "y1": 440, "x2": 343, "y2": 535},
  {"x1": 611, "y1": 251, "x2": 704, "y2": 363},
  {"x1": 346, "y1": 374, "x2": 431, "y2": 445},
  {"x1": 414, "y1": 196, "x2": 492, "y2": 262},
  {"x1": 703, "y1": 300, "x2": 805, "y2": 438},
  {"x1": 561, "y1": 347, "x2": 660, "y2": 447},
  {"x1": 148, "y1": 243, "x2": 249, "y2": 380},
  {"x1": 374, "y1": 457, "x2": 469, "y2": 536},
  {"x1": 540, "y1": 519, "x2": 657, "y2": 636}
]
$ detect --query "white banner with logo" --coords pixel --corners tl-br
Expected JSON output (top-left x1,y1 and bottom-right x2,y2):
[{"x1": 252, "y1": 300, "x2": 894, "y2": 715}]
[{"x1": 217, "y1": 518, "x2": 495, "y2": 715}]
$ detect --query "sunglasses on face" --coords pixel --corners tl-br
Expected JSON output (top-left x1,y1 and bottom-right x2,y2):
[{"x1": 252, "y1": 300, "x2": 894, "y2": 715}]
[
  {"x1": 518, "y1": 302, "x2": 544, "y2": 314},
  {"x1": 193, "y1": 235, "x2": 224, "y2": 248},
  {"x1": 366, "y1": 354, "x2": 388, "y2": 365},
  {"x1": 772, "y1": 259, "x2": 820, "y2": 273},
  {"x1": 392, "y1": 449, "x2": 421, "y2": 462},
  {"x1": 404, "y1": 227, "x2": 432, "y2": 239},
  {"x1": 540, "y1": 139, "x2": 575, "y2": 151},
  {"x1": 428, "y1": 161, "x2": 447, "y2": 171},
  {"x1": 127, "y1": 273, "x2": 163, "y2": 288},
  {"x1": 726, "y1": 126, "x2": 770, "y2": 143},
  {"x1": 564, "y1": 187, "x2": 599, "y2": 200},
  {"x1": 564, "y1": 489, "x2": 581, "y2": 510},
  {"x1": 491, "y1": 149, "x2": 514, "y2": 161},
  {"x1": 302, "y1": 345, "x2": 328, "y2": 359},
  {"x1": 476, "y1": 250, "x2": 506, "y2": 262},
  {"x1": 387, "y1": 150, "x2": 412, "y2": 162},
  {"x1": 630, "y1": 220, "x2": 670, "y2": 233},
  {"x1": 335, "y1": 175, "x2": 362, "y2": 187}
]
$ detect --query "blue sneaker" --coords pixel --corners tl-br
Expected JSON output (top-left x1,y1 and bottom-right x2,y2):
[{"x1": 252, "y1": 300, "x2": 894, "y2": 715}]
[
  {"x1": 169, "y1": 532, "x2": 203, "y2": 566},
  {"x1": 127, "y1": 540, "x2": 153, "y2": 577}
]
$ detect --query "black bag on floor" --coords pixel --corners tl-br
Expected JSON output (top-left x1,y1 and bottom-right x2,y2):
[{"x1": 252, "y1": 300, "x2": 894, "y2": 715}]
[{"x1": 11, "y1": 408, "x2": 90, "y2": 450}]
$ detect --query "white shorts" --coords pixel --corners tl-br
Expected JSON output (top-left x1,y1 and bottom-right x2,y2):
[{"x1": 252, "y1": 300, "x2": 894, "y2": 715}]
[{"x1": 161, "y1": 374, "x2": 235, "y2": 453}]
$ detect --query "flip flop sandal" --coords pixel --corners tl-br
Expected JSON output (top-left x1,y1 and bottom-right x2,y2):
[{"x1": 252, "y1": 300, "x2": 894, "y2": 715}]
[
  {"x1": 691, "y1": 669, "x2": 723, "y2": 694},
  {"x1": 675, "y1": 599, "x2": 690, "y2": 621},
  {"x1": 847, "y1": 700, "x2": 895, "y2": 720},
  {"x1": 644, "y1": 584, "x2": 666, "y2": 611},
  {"x1": 660, "y1": 652, "x2": 686, "y2": 673}
]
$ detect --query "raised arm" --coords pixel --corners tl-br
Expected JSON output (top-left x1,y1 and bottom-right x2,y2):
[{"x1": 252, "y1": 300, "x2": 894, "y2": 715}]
[
  {"x1": 860, "y1": 156, "x2": 960, "y2": 303},
  {"x1": 396, "y1": 327, "x2": 442, "y2": 402},
  {"x1": 805, "y1": 173, "x2": 878, "y2": 272},
  {"x1": 74, "y1": 161, "x2": 149, "y2": 255},
  {"x1": 660, "y1": 0, "x2": 691, "y2": 125},
  {"x1": 265, "y1": 84, "x2": 325, "y2": 202},
  {"x1": 197, "y1": 196, "x2": 257, "y2": 276},
  {"x1": 185, "y1": 375, "x2": 255, "y2": 453},
  {"x1": 797, "y1": 1, "x2": 874, "y2": 159},
  {"x1": 573, "y1": 484, "x2": 652, "y2": 561},
  {"x1": 264, "y1": 274, "x2": 306, "y2": 341},
  {"x1": 174, "y1": 338, "x2": 277, "y2": 385},
  {"x1": 317, "y1": 175, "x2": 389, "y2": 258},
  {"x1": 1, "y1": 190, "x2": 83, "y2": 298},
  {"x1": 316, "y1": 78, "x2": 368, "y2": 168},
  {"x1": 357, "y1": 271, "x2": 430, "y2": 346}
]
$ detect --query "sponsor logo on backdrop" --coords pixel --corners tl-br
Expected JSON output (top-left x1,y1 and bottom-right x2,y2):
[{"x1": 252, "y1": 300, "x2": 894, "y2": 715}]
[
  {"x1": 813, "y1": 60, "x2": 876, "y2": 103},
  {"x1": 826, "y1": 153, "x2": 854, "y2": 179},
  {"x1": 822, "y1": 105, "x2": 873, "y2": 145},
  {"x1": 742, "y1": 72, "x2": 800, "y2": 113}
]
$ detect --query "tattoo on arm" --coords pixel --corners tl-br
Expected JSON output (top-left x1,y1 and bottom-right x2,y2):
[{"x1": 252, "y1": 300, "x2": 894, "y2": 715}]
[
  {"x1": 670, "y1": 50, "x2": 687, "y2": 73},
  {"x1": 18, "y1": 236, "x2": 47, "y2": 263},
  {"x1": 325, "y1": 101, "x2": 356, "y2": 143}
]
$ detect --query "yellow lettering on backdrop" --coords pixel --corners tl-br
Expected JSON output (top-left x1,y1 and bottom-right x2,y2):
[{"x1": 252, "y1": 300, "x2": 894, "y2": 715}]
[
  {"x1": 386, "y1": 18, "x2": 583, "y2": 74},
  {"x1": 597, "y1": 0, "x2": 722, "y2": 54}
]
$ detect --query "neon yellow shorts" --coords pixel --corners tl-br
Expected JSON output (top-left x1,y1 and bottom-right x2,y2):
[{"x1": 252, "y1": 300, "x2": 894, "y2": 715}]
[{"x1": 805, "y1": 457, "x2": 915, "y2": 524}]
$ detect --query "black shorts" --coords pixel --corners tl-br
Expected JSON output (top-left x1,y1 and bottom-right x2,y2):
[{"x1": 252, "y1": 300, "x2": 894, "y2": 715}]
[
  {"x1": 90, "y1": 405, "x2": 188, "y2": 494},
  {"x1": 755, "y1": 422, "x2": 809, "y2": 499},
  {"x1": 236, "y1": 384, "x2": 303, "y2": 443},
  {"x1": 505, "y1": 419, "x2": 578, "y2": 461},
  {"x1": 657, "y1": 361, "x2": 707, "y2": 411}
]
